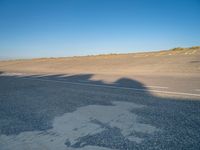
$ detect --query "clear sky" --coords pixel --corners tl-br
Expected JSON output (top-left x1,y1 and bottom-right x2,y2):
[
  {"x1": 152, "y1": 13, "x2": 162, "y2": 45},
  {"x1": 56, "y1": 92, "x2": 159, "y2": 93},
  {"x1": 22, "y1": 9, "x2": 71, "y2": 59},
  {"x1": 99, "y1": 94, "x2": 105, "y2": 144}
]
[{"x1": 0, "y1": 0, "x2": 200, "y2": 59}]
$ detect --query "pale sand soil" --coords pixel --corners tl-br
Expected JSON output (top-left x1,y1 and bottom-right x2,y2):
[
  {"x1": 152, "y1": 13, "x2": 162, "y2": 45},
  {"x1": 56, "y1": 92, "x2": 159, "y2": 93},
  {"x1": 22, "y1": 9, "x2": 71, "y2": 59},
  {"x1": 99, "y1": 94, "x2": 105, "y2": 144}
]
[{"x1": 0, "y1": 47, "x2": 199, "y2": 76}]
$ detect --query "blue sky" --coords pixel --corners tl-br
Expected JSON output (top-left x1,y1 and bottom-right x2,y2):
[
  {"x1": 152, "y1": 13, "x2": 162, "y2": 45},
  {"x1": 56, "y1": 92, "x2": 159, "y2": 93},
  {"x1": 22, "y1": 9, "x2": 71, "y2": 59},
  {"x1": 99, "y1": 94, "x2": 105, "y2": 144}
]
[{"x1": 0, "y1": 0, "x2": 200, "y2": 59}]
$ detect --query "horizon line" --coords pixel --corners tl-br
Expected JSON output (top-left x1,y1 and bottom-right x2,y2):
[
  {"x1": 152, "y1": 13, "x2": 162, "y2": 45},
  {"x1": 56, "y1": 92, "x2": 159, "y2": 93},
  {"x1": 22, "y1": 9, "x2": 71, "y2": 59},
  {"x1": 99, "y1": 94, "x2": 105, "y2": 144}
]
[{"x1": 0, "y1": 45, "x2": 199, "y2": 61}]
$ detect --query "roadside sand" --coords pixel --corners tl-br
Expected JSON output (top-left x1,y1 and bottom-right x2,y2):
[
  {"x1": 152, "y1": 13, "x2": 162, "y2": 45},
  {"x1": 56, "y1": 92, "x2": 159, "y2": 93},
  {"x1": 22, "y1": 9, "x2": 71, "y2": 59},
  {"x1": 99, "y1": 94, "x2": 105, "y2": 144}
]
[{"x1": 0, "y1": 47, "x2": 199, "y2": 76}]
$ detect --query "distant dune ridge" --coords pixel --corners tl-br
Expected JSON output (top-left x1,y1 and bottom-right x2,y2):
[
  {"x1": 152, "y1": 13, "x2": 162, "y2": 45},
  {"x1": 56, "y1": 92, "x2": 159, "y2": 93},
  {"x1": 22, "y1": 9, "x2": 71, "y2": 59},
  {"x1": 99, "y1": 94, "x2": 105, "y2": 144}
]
[{"x1": 0, "y1": 46, "x2": 199, "y2": 76}]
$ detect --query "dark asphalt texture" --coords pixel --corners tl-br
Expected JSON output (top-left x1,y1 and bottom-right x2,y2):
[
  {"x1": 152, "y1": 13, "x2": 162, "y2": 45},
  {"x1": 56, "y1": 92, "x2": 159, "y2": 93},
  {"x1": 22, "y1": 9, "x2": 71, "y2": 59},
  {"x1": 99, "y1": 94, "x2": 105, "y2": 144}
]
[{"x1": 0, "y1": 73, "x2": 200, "y2": 150}]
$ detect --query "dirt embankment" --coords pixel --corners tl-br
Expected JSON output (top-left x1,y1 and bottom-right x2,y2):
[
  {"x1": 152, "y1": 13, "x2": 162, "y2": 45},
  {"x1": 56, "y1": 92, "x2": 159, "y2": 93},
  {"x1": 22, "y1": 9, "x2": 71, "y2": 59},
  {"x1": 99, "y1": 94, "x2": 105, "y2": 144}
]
[{"x1": 0, "y1": 46, "x2": 200, "y2": 76}]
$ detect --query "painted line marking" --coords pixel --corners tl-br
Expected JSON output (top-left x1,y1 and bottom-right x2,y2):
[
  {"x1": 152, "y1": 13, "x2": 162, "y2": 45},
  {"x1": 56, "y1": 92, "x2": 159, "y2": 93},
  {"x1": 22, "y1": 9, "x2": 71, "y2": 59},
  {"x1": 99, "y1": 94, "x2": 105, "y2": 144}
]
[
  {"x1": 144, "y1": 86, "x2": 168, "y2": 89},
  {"x1": 16, "y1": 77, "x2": 200, "y2": 97},
  {"x1": 116, "y1": 83, "x2": 168, "y2": 89},
  {"x1": 78, "y1": 80, "x2": 92, "y2": 83}
]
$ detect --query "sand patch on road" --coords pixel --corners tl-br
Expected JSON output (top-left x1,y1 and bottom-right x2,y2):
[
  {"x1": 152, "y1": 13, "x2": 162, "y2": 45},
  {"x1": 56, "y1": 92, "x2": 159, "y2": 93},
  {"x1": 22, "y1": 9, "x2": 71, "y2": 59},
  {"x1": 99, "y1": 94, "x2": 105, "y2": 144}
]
[{"x1": 0, "y1": 101, "x2": 158, "y2": 150}]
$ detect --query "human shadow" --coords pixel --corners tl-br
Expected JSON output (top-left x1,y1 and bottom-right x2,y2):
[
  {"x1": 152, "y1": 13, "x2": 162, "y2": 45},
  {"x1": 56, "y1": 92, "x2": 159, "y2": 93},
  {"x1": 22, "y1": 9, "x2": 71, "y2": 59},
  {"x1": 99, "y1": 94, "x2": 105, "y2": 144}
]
[{"x1": 0, "y1": 72, "x2": 200, "y2": 149}]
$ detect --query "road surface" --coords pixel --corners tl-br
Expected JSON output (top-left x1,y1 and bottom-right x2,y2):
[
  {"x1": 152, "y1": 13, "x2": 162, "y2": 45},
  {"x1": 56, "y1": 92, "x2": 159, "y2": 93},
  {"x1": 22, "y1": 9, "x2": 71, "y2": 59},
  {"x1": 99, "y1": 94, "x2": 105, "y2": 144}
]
[{"x1": 0, "y1": 73, "x2": 200, "y2": 150}]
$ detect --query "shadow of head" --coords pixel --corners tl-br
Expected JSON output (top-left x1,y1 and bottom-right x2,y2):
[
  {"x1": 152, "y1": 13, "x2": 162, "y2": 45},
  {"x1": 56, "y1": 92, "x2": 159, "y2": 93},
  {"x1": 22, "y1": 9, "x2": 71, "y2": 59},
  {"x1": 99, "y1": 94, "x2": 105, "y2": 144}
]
[{"x1": 115, "y1": 77, "x2": 146, "y2": 89}]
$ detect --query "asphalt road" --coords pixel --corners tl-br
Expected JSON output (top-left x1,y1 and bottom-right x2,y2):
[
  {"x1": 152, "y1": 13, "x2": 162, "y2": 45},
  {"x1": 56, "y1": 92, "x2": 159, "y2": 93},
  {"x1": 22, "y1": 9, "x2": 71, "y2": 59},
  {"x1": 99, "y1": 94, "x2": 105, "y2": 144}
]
[{"x1": 0, "y1": 73, "x2": 200, "y2": 150}]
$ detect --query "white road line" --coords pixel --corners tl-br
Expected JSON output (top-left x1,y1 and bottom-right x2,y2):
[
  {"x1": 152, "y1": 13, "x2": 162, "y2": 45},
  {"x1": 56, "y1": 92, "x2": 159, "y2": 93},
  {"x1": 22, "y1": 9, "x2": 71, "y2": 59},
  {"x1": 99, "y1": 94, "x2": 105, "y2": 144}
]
[
  {"x1": 116, "y1": 83, "x2": 168, "y2": 89},
  {"x1": 78, "y1": 80, "x2": 91, "y2": 83},
  {"x1": 19, "y1": 77, "x2": 200, "y2": 97},
  {"x1": 80, "y1": 82, "x2": 168, "y2": 89},
  {"x1": 144, "y1": 86, "x2": 168, "y2": 89}
]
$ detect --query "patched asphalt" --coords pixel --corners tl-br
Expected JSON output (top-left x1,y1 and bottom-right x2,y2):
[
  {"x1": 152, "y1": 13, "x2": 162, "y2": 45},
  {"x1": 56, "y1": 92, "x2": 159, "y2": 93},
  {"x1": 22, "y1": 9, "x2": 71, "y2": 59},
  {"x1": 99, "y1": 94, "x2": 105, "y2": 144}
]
[{"x1": 0, "y1": 73, "x2": 200, "y2": 150}]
